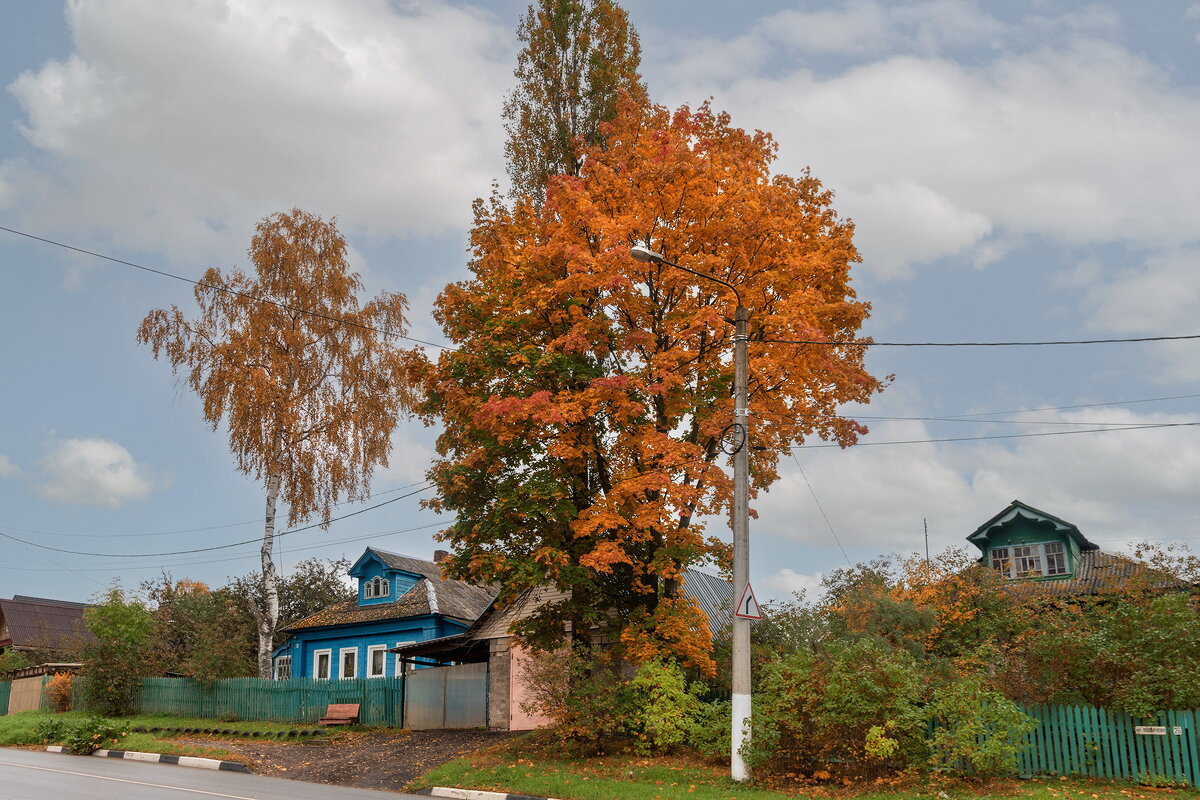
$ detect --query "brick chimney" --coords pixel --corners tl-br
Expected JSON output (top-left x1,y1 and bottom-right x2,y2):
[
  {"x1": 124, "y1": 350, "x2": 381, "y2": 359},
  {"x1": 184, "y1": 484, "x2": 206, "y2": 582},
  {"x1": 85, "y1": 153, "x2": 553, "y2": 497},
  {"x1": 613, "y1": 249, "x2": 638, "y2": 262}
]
[{"x1": 433, "y1": 549, "x2": 451, "y2": 563}]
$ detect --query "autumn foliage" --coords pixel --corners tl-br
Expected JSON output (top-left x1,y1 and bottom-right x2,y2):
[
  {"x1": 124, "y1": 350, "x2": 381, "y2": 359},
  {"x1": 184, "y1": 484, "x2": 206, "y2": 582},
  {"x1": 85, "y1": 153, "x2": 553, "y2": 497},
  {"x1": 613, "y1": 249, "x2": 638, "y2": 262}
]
[
  {"x1": 138, "y1": 209, "x2": 420, "y2": 677},
  {"x1": 425, "y1": 98, "x2": 883, "y2": 671}
]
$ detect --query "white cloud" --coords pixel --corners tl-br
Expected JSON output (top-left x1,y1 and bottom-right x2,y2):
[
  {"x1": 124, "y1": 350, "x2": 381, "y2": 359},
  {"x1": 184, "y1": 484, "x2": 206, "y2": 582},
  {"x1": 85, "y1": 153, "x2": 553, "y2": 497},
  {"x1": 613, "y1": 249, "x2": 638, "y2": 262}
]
[
  {"x1": 0, "y1": 454, "x2": 19, "y2": 478},
  {"x1": 755, "y1": 401, "x2": 1200, "y2": 558},
  {"x1": 5, "y1": 0, "x2": 512, "y2": 265},
  {"x1": 37, "y1": 437, "x2": 158, "y2": 508},
  {"x1": 761, "y1": 568, "x2": 826, "y2": 603},
  {"x1": 1080, "y1": 247, "x2": 1200, "y2": 334},
  {"x1": 648, "y1": 16, "x2": 1200, "y2": 281}
]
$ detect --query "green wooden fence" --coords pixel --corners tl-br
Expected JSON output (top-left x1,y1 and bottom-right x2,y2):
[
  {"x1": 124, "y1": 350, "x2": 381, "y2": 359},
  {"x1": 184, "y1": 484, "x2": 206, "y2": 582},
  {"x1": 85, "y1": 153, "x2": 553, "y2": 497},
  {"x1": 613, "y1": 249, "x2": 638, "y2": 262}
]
[
  {"x1": 1017, "y1": 704, "x2": 1199, "y2": 786},
  {"x1": 105, "y1": 677, "x2": 406, "y2": 727},
  {"x1": 0, "y1": 680, "x2": 10, "y2": 715}
]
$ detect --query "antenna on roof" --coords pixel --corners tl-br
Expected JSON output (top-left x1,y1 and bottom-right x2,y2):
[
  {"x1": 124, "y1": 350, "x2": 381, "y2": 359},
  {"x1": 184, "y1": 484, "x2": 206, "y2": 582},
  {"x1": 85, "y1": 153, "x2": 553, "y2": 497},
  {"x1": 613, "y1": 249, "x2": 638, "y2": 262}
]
[{"x1": 924, "y1": 518, "x2": 930, "y2": 565}]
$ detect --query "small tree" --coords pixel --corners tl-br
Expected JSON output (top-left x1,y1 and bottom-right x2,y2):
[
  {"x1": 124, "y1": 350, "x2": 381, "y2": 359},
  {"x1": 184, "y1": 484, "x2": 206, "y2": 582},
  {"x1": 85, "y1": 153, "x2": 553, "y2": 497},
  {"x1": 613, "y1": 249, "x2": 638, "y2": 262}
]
[
  {"x1": 80, "y1": 588, "x2": 152, "y2": 716},
  {"x1": 926, "y1": 672, "x2": 1036, "y2": 780},
  {"x1": 503, "y1": 0, "x2": 645, "y2": 199},
  {"x1": 139, "y1": 209, "x2": 420, "y2": 678}
]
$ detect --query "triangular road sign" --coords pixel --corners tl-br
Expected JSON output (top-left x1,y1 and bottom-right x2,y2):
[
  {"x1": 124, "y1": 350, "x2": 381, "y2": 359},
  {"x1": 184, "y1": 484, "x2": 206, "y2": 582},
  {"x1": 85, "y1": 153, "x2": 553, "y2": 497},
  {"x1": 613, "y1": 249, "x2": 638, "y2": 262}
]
[{"x1": 735, "y1": 582, "x2": 762, "y2": 620}]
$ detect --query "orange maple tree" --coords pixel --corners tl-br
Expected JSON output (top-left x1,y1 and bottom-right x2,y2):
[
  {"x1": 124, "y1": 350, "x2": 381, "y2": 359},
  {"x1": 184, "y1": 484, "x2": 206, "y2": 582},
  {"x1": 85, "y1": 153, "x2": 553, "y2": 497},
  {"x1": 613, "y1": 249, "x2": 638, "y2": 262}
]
[{"x1": 425, "y1": 97, "x2": 884, "y2": 672}]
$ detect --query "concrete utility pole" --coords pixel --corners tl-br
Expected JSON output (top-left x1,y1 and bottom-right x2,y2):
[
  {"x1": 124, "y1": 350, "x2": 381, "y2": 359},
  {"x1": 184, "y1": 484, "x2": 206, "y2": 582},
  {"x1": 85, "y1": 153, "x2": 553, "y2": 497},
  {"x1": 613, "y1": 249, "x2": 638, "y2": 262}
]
[{"x1": 630, "y1": 245, "x2": 753, "y2": 782}]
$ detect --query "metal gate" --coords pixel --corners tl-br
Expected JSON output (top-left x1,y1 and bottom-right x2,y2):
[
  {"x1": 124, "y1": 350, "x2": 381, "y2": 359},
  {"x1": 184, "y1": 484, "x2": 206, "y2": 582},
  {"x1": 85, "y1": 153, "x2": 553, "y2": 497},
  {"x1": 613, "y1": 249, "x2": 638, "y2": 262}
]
[{"x1": 403, "y1": 662, "x2": 487, "y2": 730}]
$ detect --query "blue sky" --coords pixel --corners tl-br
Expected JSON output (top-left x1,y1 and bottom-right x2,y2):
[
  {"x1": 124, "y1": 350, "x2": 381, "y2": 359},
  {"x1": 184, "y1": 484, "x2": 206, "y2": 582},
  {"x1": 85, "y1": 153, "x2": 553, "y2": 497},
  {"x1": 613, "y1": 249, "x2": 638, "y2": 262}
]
[{"x1": 1, "y1": 0, "x2": 1198, "y2": 604}]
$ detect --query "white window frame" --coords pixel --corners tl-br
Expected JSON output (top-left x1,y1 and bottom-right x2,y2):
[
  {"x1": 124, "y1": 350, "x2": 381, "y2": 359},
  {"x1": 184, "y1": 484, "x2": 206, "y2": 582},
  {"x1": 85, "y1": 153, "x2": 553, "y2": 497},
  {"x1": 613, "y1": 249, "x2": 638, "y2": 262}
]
[
  {"x1": 339, "y1": 646, "x2": 358, "y2": 679},
  {"x1": 363, "y1": 576, "x2": 391, "y2": 599},
  {"x1": 367, "y1": 644, "x2": 388, "y2": 678},
  {"x1": 394, "y1": 639, "x2": 417, "y2": 676},
  {"x1": 273, "y1": 655, "x2": 292, "y2": 680},
  {"x1": 990, "y1": 541, "x2": 1069, "y2": 579},
  {"x1": 313, "y1": 649, "x2": 332, "y2": 680}
]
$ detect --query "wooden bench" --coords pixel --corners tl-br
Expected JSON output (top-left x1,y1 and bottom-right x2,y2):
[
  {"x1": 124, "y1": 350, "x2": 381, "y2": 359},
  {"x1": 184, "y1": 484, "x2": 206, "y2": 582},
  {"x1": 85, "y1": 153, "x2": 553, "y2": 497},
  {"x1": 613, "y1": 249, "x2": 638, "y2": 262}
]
[{"x1": 318, "y1": 703, "x2": 361, "y2": 726}]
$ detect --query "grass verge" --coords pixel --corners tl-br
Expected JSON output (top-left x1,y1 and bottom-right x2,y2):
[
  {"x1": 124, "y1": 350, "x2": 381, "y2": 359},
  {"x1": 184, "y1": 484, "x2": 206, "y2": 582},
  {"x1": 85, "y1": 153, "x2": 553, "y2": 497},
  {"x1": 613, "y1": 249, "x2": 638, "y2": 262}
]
[{"x1": 414, "y1": 746, "x2": 1200, "y2": 800}]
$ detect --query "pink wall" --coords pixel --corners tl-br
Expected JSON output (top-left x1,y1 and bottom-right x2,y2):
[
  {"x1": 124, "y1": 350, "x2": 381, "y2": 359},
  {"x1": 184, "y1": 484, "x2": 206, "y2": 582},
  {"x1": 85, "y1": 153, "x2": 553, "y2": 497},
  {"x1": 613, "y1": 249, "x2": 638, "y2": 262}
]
[{"x1": 507, "y1": 643, "x2": 553, "y2": 731}]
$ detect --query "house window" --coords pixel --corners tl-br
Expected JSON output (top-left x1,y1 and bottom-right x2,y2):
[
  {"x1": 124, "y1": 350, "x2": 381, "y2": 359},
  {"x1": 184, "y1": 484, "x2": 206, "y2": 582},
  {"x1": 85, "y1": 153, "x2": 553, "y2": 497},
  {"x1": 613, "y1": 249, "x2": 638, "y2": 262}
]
[
  {"x1": 990, "y1": 542, "x2": 1069, "y2": 579},
  {"x1": 364, "y1": 576, "x2": 390, "y2": 599},
  {"x1": 273, "y1": 655, "x2": 291, "y2": 680},
  {"x1": 1045, "y1": 542, "x2": 1067, "y2": 576},
  {"x1": 395, "y1": 639, "x2": 416, "y2": 676},
  {"x1": 367, "y1": 645, "x2": 387, "y2": 678},
  {"x1": 340, "y1": 647, "x2": 358, "y2": 679},
  {"x1": 314, "y1": 650, "x2": 332, "y2": 680}
]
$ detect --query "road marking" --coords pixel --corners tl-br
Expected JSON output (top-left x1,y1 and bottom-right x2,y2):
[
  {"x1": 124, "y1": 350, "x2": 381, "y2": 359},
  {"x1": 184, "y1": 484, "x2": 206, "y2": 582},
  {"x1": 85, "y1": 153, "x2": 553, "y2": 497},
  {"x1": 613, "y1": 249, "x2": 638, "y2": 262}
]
[{"x1": 0, "y1": 758, "x2": 258, "y2": 799}]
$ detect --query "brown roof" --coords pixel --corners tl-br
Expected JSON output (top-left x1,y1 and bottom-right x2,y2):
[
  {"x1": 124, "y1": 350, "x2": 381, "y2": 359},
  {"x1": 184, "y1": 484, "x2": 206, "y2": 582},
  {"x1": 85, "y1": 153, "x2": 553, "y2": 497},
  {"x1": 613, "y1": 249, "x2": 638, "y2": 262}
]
[
  {"x1": 1001, "y1": 550, "x2": 1192, "y2": 599},
  {"x1": 0, "y1": 596, "x2": 93, "y2": 651},
  {"x1": 281, "y1": 575, "x2": 496, "y2": 632}
]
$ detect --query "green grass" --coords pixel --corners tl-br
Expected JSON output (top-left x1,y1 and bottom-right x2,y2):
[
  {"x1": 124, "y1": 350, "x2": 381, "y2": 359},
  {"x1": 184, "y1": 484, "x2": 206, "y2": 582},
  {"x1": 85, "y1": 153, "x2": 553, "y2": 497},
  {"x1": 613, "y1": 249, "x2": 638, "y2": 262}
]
[
  {"x1": 120, "y1": 713, "x2": 326, "y2": 735},
  {"x1": 116, "y1": 732, "x2": 240, "y2": 762},
  {"x1": 414, "y1": 747, "x2": 1200, "y2": 800},
  {"x1": 0, "y1": 710, "x2": 324, "y2": 762}
]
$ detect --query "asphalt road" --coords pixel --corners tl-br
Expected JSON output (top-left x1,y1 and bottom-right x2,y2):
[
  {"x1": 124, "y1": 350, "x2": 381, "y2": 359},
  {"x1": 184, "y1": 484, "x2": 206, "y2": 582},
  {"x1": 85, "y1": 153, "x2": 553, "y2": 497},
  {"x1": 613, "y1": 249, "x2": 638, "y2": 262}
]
[{"x1": 0, "y1": 749, "x2": 432, "y2": 799}]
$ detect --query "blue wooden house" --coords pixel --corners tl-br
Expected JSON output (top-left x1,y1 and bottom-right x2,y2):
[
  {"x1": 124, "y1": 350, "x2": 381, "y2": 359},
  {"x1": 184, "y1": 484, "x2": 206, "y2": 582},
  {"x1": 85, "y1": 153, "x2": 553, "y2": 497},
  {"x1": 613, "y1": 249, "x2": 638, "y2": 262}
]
[{"x1": 270, "y1": 548, "x2": 495, "y2": 680}]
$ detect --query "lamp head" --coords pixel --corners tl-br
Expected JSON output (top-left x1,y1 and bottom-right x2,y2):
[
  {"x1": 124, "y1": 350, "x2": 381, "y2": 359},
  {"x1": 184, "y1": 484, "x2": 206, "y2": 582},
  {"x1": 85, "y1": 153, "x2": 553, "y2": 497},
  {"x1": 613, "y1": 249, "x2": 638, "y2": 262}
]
[{"x1": 629, "y1": 245, "x2": 664, "y2": 264}]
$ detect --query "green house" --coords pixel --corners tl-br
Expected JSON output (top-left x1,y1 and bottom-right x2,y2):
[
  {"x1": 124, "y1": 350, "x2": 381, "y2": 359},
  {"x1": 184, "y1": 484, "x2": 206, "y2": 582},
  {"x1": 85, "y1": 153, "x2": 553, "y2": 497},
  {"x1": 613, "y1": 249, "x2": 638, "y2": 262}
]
[{"x1": 967, "y1": 500, "x2": 1188, "y2": 597}]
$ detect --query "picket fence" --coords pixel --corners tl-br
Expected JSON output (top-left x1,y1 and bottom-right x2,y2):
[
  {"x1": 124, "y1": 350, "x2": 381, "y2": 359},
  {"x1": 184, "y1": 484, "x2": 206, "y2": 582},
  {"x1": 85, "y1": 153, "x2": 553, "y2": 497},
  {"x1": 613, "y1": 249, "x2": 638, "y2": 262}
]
[
  {"x1": 0, "y1": 681, "x2": 10, "y2": 715},
  {"x1": 1017, "y1": 704, "x2": 1199, "y2": 786},
  {"x1": 91, "y1": 677, "x2": 407, "y2": 727}
]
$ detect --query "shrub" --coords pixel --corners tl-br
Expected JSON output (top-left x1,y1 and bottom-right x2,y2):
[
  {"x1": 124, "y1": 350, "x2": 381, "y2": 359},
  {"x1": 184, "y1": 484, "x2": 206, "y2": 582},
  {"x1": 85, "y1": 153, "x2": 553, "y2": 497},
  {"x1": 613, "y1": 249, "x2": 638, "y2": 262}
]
[
  {"x1": 0, "y1": 649, "x2": 33, "y2": 674},
  {"x1": 746, "y1": 638, "x2": 926, "y2": 779},
  {"x1": 80, "y1": 588, "x2": 152, "y2": 716},
  {"x1": 926, "y1": 672, "x2": 1036, "y2": 779},
  {"x1": 44, "y1": 673, "x2": 74, "y2": 713},
  {"x1": 36, "y1": 715, "x2": 127, "y2": 755},
  {"x1": 684, "y1": 698, "x2": 731, "y2": 758},
  {"x1": 518, "y1": 644, "x2": 638, "y2": 755},
  {"x1": 626, "y1": 659, "x2": 703, "y2": 755}
]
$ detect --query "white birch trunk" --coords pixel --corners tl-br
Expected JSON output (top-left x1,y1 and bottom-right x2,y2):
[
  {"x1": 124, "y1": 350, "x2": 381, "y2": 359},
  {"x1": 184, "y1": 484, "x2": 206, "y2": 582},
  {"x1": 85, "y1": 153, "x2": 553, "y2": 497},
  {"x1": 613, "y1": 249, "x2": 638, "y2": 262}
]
[{"x1": 256, "y1": 466, "x2": 282, "y2": 680}]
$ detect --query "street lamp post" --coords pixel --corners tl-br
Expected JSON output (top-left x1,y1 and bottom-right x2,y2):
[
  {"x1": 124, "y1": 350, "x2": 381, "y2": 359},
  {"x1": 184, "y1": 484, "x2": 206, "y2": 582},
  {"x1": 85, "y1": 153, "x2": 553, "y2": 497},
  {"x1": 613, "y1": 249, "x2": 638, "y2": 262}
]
[{"x1": 630, "y1": 245, "x2": 752, "y2": 782}]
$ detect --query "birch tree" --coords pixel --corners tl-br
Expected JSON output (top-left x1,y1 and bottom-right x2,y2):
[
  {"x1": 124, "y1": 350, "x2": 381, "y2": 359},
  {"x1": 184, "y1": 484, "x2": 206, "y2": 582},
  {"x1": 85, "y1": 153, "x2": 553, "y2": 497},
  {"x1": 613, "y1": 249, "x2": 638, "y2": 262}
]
[{"x1": 138, "y1": 209, "x2": 419, "y2": 678}]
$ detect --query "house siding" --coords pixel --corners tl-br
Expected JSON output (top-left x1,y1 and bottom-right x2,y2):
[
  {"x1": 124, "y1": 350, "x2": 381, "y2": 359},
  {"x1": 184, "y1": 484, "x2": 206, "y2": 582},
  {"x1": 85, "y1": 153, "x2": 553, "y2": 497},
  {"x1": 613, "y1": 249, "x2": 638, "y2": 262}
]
[{"x1": 277, "y1": 615, "x2": 469, "y2": 679}]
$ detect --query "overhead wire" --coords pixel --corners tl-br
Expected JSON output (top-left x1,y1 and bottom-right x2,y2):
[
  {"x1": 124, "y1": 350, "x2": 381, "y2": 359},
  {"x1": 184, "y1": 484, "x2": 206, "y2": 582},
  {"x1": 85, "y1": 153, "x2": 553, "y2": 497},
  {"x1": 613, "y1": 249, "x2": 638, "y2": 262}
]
[
  {"x1": 4, "y1": 223, "x2": 1199, "y2": 350},
  {"x1": 790, "y1": 421, "x2": 1200, "y2": 449},
  {"x1": 0, "y1": 484, "x2": 434, "y2": 558},
  {"x1": 791, "y1": 451, "x2": 852, "y2": 567},
  {"x1": 0, "y1": 480, "x2": 431, "y2": 539},
  {"x1": 0, "y1": 224, "x2": 456, "y2": 351}
]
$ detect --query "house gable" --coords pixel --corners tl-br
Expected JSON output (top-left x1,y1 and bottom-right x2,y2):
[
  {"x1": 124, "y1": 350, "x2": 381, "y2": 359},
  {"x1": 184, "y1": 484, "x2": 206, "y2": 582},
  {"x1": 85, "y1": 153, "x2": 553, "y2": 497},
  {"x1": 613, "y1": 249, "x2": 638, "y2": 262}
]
[
  {"x1": 968, "y1": 501, "x2": 1097, "y2": 583},
  {"x1": 348, "y1": 549, "x2": 422, "y2": 606}
]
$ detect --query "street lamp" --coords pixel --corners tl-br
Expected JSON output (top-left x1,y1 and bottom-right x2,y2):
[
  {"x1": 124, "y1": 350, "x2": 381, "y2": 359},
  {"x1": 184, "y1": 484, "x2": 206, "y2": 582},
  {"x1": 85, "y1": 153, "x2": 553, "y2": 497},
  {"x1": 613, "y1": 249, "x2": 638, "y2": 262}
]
[{"x1": 630, "y1": 244, "x2": 752, "y2": 783}]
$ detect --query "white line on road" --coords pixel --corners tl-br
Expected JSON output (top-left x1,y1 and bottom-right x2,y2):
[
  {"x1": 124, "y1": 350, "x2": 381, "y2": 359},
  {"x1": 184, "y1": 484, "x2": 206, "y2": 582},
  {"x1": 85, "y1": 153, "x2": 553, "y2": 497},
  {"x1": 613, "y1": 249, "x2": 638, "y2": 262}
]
[{"x1": 0, "y1": 758, "x2": 258, "y2": 799}]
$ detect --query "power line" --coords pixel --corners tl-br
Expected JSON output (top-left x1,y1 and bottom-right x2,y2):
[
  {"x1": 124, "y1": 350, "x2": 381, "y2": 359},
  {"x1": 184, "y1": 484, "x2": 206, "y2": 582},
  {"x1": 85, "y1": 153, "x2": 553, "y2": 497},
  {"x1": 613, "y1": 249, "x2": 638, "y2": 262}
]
[
  {"x1": 0, "y1": 480, "x2": 431, "y2": 539},
  {"x1": 792, "y1": 452, "x2": 852, "y2": 567},
  {"x1": 761, "y1": 334, "x2": 1200, "y2": 348},
  {"x1": 0, "y1": 520, "x2": 449, "y2": 573},
  {"x1": 791, "y1": 421, "x2": 1200, "y2": 449},
  {"x1": 7, "y1": 224, "x2": 1197, "y2": 353},
  {"x1": 0, "y1": 485, "x2": 433, "y2": 558},
  {"x1": 0, "y1": 224, "x2": 455, "y2": 351}
]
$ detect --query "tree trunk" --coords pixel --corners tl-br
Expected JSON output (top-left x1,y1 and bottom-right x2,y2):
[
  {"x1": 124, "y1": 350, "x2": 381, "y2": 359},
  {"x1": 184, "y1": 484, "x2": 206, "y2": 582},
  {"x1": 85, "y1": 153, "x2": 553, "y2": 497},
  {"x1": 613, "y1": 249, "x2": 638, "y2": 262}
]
[{"x1": 256, "y1": 467, "x2": 282, "y2": 679}]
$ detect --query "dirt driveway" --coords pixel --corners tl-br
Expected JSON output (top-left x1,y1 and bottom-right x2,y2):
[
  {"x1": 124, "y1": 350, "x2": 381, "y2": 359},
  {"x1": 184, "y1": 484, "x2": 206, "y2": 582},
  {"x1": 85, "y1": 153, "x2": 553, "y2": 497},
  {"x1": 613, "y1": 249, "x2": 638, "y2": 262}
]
[{"x1": 182, "y1": 729, "x2": 524, "y2": 791}]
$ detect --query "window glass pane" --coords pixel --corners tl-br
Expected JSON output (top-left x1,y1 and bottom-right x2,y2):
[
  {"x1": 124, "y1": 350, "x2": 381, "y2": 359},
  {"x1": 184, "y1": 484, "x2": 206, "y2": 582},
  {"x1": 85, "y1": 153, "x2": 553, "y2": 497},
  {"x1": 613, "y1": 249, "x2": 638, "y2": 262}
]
[
  {"x1": 342, "y1": 650, "x2": 357, "y2": 679},
  {"x1": 1013, "y1": 544, "x2": 1044, "y2": 577},
  {"x1": 1045, "y1": 542, "x2": 1067, "y2": 575},
  {"x1": 990, "y1": 547, "x2": 1010, "y2": 575},
  {"x1": 316, "y1": 653, "x2": 330, "y2": 680},
  {"x1": 371, "y1": 649, "x2": 385, "y2": 676}
]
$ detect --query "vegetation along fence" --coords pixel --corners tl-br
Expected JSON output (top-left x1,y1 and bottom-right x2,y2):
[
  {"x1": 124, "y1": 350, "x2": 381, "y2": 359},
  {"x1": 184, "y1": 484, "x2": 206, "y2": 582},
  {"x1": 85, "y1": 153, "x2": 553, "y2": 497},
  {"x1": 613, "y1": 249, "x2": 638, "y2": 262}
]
[
  {"x1": 119, "y1": 677, "x2": 406, "y2": 727},
  {"x1": 1017, "y1": 704, "x2": 1199, "y2": 786}
]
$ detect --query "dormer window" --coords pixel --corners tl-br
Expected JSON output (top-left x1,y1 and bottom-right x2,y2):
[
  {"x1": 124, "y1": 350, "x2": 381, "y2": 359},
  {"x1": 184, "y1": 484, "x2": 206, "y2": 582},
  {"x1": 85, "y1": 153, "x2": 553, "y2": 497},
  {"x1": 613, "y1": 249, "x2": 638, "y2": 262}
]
[
  {"x1": 990, "y1": 541, "x2": 1068, "y2": 579},
  {"x1": 363, "y1": 576, "x2": 390, "y2": 599}
]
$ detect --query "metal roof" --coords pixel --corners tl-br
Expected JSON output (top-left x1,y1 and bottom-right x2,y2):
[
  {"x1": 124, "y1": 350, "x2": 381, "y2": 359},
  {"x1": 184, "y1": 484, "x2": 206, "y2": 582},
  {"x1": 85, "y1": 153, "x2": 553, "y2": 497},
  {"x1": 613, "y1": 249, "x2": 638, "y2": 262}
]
[{"x1": 0, "y1": 596, "x2": 93, "y2": 650}]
